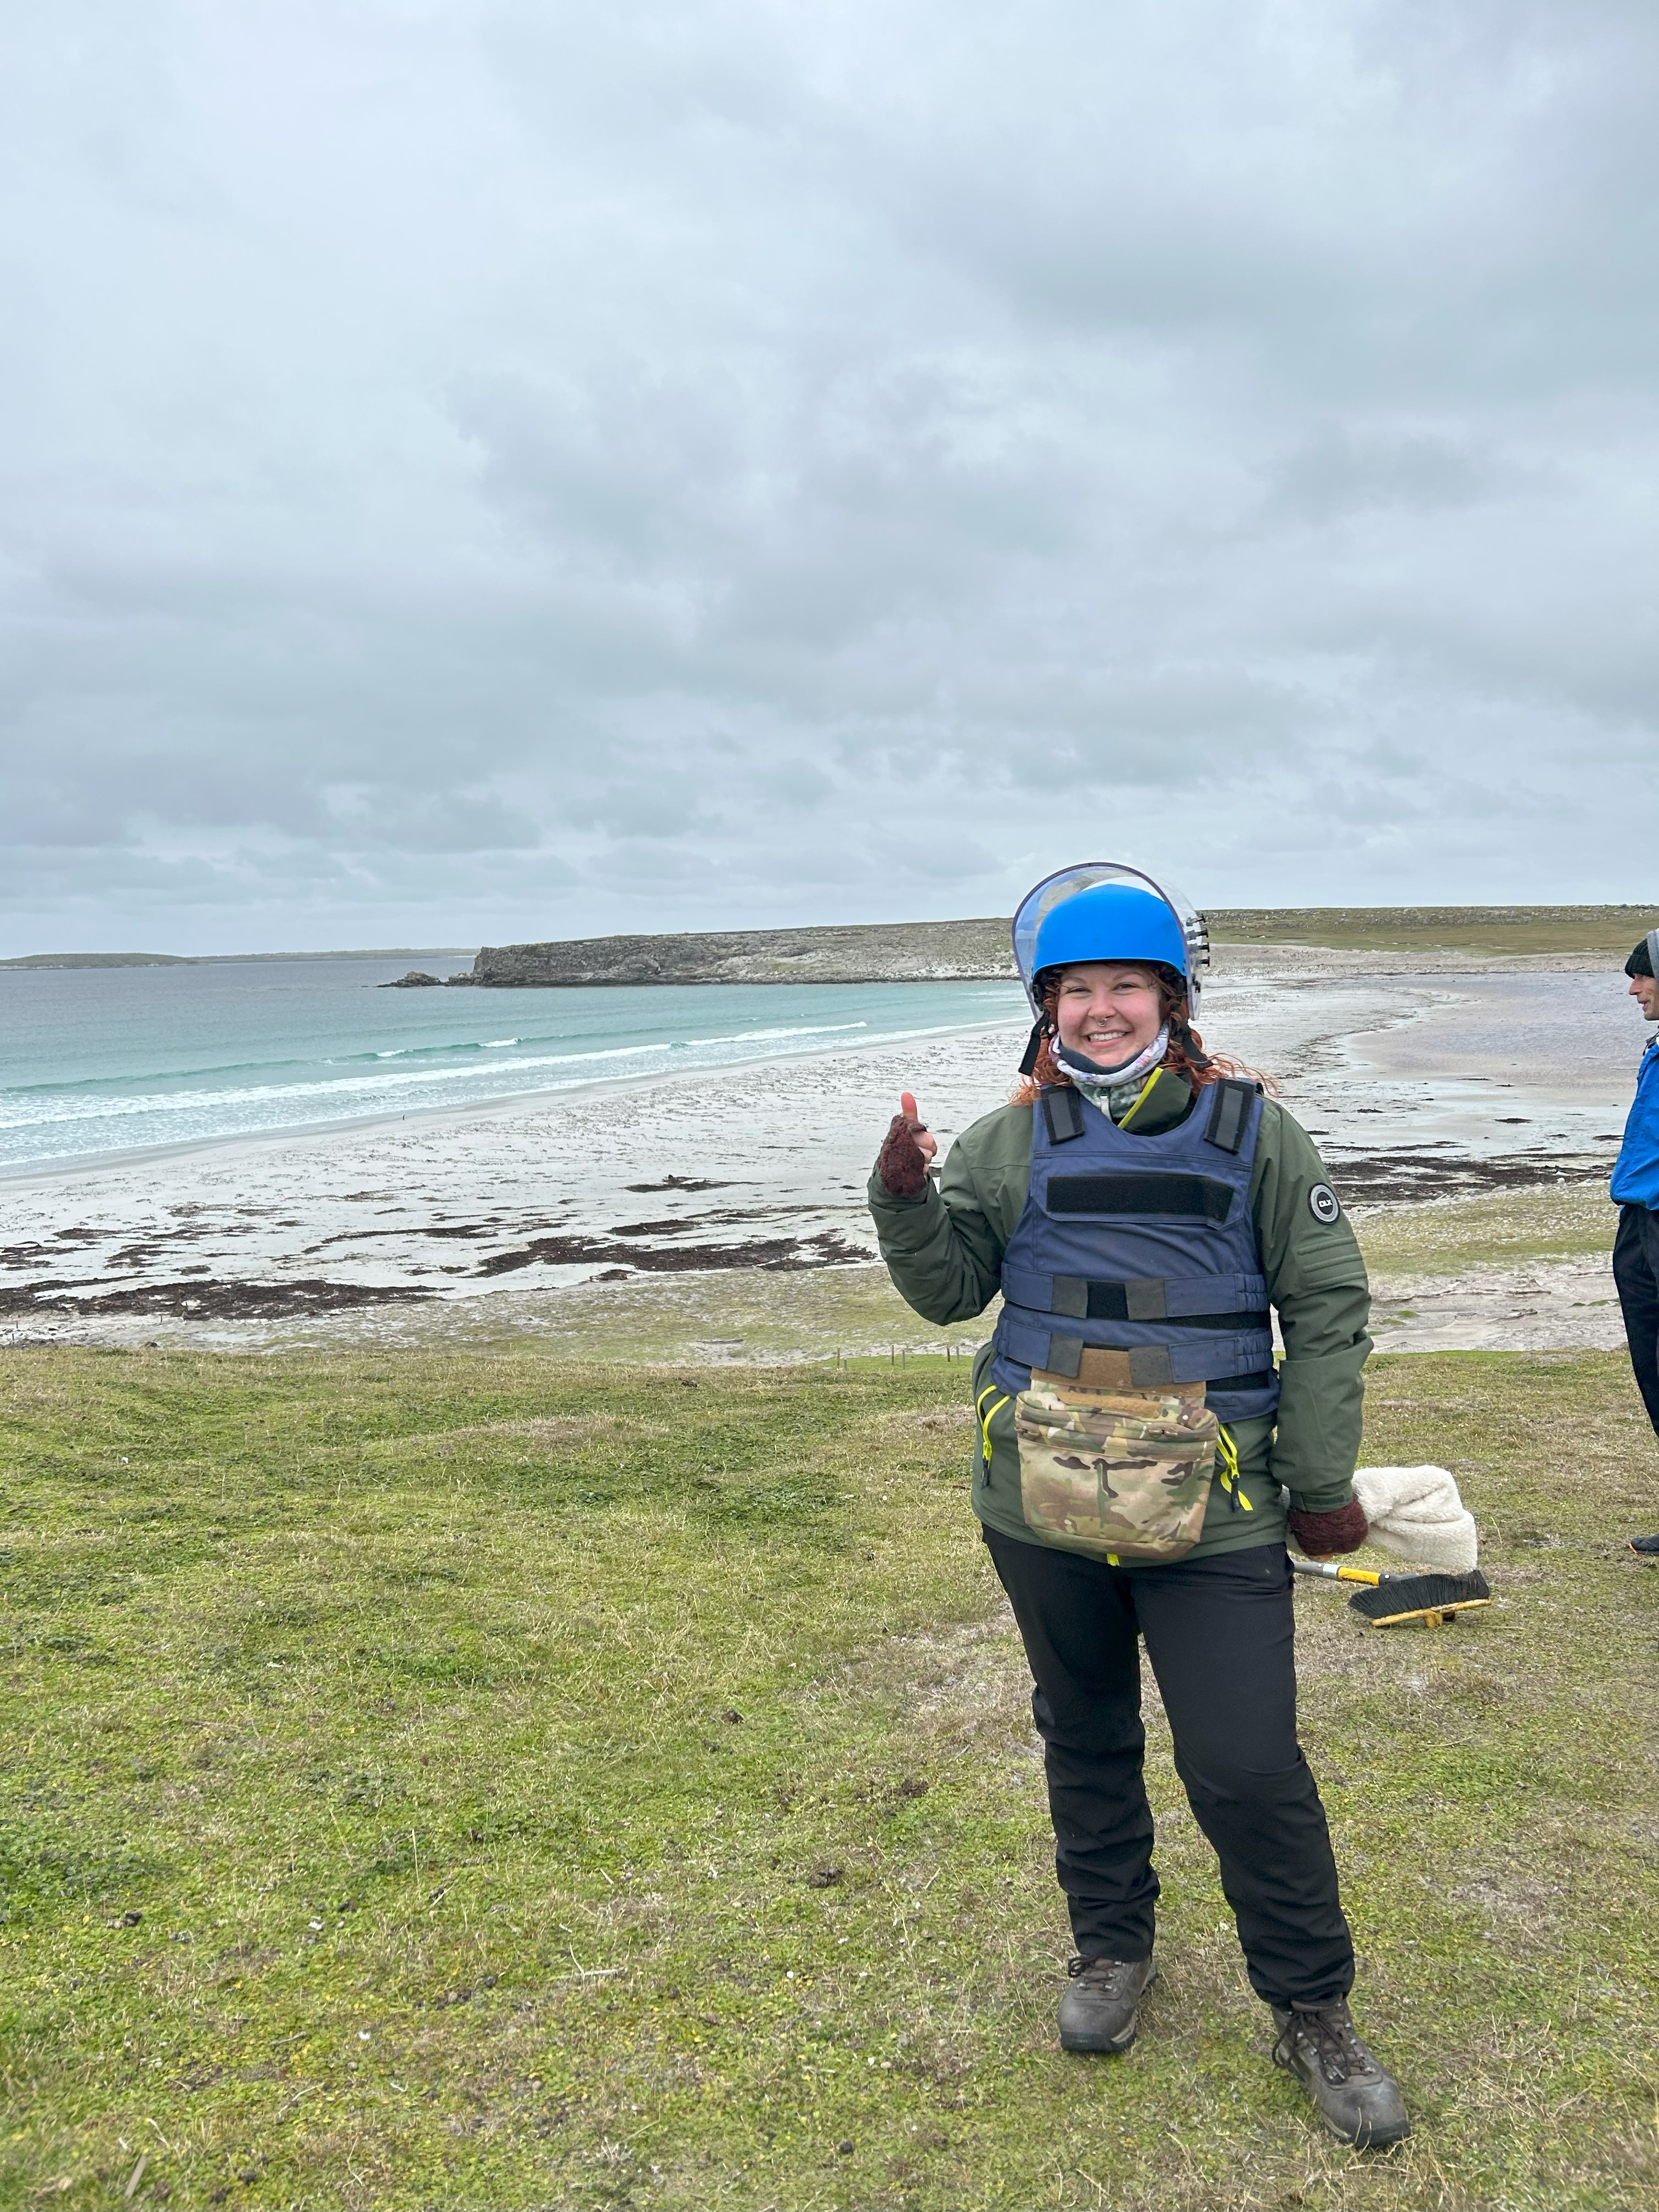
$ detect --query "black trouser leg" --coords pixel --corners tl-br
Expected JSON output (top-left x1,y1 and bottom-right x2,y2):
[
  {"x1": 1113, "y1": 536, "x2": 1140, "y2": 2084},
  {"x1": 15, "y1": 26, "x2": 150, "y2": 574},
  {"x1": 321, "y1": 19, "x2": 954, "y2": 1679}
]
[
  {"x1": 984, "y1": 1527, "x2": 1354, "y2": 2007},
  {"x1": 985, "y1": 1526, "x2": 1160, "y2": 1960},
  {"x1": 1613, "y1": 1204, "x2": 1659, "y2": 1442},
  {"x1": 1132, "y1": 1541, "x2": 1353, "y2": 2007}
]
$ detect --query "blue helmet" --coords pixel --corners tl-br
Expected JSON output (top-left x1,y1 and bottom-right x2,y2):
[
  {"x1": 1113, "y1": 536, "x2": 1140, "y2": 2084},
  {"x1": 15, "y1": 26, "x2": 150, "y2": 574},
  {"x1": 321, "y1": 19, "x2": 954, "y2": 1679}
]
[
  {"x1": 1031, "y1": 882, "x2": 1189, "y2": 982},
  {"x1": 1012, "y1": 861, "x2": 1209, "y2": 1021}
]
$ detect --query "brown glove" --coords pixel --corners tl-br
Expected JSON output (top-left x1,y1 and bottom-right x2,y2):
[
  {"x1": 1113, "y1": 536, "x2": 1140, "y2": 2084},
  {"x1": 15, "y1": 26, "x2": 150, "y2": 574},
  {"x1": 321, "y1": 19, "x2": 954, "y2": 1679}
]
[
  {"x1": 1286, "y1": 1498, "x2": 1369, "y2": 1558},
  {"x1": 876, "y1": 1113, "x2": 929, "y2": 1199}
]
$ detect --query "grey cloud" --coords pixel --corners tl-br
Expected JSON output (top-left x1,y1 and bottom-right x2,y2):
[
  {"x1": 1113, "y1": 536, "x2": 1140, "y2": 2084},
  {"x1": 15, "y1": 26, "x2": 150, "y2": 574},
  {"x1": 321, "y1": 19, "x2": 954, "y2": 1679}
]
[
  {"x1": 751, "y1": 759, "x2": 835, "y2": 808},
  {"x1": 317, "y1": 789, "x2": 544, "y2": 854},
  {"x1": 2, "y1": 0, "x2": 1656, "y2": 951},
  {"x1": 557, "y1": 773, "x2": 719, "y2": 840},
  {"x1": 1264, "y1": 427, "x2": 1510, "y2": 522}
]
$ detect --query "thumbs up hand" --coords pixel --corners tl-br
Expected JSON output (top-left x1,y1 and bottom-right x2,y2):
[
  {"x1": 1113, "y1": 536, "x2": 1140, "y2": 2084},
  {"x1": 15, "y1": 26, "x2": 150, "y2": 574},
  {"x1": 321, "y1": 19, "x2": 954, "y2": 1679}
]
[
  {"x1": 899, "y1": 1093, "x2": 938, "y2": 1165},
  {"x1": 876, "y1": 1091, "x2": 936, "y2": 1198}
]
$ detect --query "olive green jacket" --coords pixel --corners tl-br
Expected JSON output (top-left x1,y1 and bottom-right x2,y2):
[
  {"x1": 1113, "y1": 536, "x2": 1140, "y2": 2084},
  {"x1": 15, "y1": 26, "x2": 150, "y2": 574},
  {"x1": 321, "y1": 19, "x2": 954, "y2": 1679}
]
[{"x1": 867, "y1": 1068, "x2": 1371, "y2": 1560}]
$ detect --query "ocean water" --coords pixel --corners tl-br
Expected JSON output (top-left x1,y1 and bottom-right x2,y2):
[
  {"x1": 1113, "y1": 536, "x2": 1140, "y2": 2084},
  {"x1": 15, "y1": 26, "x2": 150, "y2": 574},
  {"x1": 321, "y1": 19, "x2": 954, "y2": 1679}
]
[{"x1": 0, "y1": 958, "x2": 1028, "y2": 1175}]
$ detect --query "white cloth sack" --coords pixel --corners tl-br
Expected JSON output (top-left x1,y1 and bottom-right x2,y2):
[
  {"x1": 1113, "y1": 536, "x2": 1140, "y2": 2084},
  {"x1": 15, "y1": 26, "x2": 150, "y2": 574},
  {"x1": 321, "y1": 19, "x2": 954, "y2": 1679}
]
[{"x1": 1351, "y1": 1465, "x2": 1478, "y2": 1575}]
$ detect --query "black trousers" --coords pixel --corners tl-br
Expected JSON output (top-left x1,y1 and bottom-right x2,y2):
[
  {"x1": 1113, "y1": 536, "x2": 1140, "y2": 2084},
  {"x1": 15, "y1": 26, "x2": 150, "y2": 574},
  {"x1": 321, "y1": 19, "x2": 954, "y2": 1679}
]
[
  {"x1": 984, "y1": 1527, "x2": 1353, "y2": 2009},
  {"x1": 1614, "y1": 1203, "x2": 1659, "y2": 1442}
]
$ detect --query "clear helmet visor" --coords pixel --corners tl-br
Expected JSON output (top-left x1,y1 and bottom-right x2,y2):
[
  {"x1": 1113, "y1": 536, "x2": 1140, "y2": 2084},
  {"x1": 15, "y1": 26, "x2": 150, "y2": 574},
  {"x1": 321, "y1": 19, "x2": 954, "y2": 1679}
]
[{"x1": 1011, "y1": 861, "x2": 1210, "y2": 1019}]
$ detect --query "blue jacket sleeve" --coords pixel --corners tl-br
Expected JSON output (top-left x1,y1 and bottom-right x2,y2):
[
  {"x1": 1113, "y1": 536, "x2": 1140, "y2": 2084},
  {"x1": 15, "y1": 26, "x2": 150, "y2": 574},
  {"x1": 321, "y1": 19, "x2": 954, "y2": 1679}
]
[{"x1": 1611, "y1": 1040, "x2": 1659, "y2": 1209}]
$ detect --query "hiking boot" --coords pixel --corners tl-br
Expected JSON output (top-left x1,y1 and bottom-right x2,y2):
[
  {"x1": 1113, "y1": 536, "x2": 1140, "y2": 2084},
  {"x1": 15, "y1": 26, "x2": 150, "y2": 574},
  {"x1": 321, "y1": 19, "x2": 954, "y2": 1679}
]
[
  {"x1": 1058, "y1": 1954, "x2": 1156, "y2": 2053},
  {"x1": 1271, "y1": 1997, "x2": 1411, "y2": 2148},
  {"x1": 1629, "y1": 1532, "x2": 1659, "y2": 1556}
]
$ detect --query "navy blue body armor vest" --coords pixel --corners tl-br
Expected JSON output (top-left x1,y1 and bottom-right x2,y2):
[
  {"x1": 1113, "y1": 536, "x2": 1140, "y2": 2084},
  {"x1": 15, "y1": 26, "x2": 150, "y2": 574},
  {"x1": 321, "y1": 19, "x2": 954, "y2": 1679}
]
[{"x1": 990, "y1": 1078, "x2": 1282, "y2": 1426}]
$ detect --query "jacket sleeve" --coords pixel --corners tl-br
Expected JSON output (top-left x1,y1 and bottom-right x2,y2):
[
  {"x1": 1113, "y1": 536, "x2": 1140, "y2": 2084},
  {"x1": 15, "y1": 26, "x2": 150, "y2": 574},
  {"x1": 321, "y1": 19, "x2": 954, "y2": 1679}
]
[
  {"x1": 1249, "y1": 1102, "x2": 1372, "y2": 1513},
  {"x1": 867, "y1": 1122, "x2": 1007, "y2": 1326},
  {"x1": 1610, "y1": 1041, "x2": 1659, "y2": 1208}
]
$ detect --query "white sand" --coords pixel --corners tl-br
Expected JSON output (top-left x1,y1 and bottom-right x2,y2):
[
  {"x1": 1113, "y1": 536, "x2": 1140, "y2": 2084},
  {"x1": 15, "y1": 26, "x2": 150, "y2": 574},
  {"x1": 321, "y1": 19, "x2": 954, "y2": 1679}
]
[
  {"x1": 0, "y1": 1023, "x2": 1028, "y2": 1342},
  {"x1": 1367, "y1": 1254, "x2": 1629, "y2": 1356},
  {"x1": 4, "y1": 959, "x2": 1646, "y2": 1357}
]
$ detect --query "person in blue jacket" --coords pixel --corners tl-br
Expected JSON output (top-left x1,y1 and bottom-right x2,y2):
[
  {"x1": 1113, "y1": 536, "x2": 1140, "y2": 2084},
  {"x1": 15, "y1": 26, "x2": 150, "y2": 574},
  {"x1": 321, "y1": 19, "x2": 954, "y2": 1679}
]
[{"x1": 1615, "y1": 929, "x2": 1659, "y2": 1554}]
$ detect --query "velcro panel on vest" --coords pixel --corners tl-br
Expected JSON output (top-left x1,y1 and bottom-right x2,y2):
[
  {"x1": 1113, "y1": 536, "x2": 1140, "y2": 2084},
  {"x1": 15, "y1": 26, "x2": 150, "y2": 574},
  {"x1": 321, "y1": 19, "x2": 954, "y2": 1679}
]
[
  {"x1": 998, "y1": 1315, "x2": 1271, "y2": 1387},
  {"x1": 1041, "y1": 1088, "x2": 1086, "y2": 1144},
  {"x1": 1052, "y1": 1276, "x2": 1168, "y2": 1319},
  {"x1": 1002, "y1": 1265, "x2": 1269, "y2": 1321},
  {"x1": 1013, "y1": 1274, "x2": 1167, "y2": 1318},
  {"x1": 1127, "y1": 1345, "x2": 1173, "y2": 1386},
  {"x1": 1203, "y1": 1078, "x2": 1257, "y2": 1155},
  {"x1": 1040, "y1": 1342, "x2": 1178, "y2": 1389},
  {"x1": 1046, "y1": 1173, "x2": 1235, "y2": 1222}
]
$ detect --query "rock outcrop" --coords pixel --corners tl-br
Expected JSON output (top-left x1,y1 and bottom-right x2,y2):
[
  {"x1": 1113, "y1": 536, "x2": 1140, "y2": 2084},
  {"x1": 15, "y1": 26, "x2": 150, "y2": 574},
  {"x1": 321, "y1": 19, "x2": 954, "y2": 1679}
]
[
  {"x1": 444, "y1": 918, "x2": 1020, "y2": 986},
  {"x1": 380, "y1": 969, "x2": 447, "y2": 988}
]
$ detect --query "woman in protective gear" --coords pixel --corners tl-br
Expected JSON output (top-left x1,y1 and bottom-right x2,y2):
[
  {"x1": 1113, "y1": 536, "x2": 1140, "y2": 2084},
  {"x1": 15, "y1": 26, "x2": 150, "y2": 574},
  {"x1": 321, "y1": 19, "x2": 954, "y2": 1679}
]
[{"x1": 868, "y1": 864, "x2": 1409, "y2": 2150}]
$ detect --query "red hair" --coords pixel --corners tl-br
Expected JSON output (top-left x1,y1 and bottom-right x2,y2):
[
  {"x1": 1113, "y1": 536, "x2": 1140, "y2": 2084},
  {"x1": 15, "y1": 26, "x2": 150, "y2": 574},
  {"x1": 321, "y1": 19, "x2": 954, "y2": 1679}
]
[{"x1": 1012, "y1": 963, "x2": 1274, "y2": 1107}]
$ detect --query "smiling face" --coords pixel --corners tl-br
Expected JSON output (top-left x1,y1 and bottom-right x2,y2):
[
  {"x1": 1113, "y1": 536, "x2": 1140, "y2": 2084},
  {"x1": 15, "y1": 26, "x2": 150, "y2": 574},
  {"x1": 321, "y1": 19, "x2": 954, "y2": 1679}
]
[{"x1": 1051, "y1": 962, "x2": 1167, "y2": 1065}]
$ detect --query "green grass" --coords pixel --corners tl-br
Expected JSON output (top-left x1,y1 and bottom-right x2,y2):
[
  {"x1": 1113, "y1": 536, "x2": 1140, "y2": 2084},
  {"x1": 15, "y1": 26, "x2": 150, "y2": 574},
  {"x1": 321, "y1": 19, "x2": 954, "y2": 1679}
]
[
  {"x1": 4, "y1": 1347, "x2": 1659, "y2": 2210},
  {"x1": 273, "y1": 1265, "x2": 991, "y2": 1367},
  {"x1": 1353, "y1": 1186, "x2": 1619, "y2": 1278},
  {"x1": 1207, "y1": 905, "x2": 1655, "y2": 955}
]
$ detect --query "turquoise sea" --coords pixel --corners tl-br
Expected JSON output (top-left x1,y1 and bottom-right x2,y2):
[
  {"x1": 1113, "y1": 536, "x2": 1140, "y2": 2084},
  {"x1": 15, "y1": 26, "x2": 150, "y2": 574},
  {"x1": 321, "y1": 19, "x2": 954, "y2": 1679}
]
[{"x1": 0, "y1": 958, "x2": 1028, "y2": 1176}]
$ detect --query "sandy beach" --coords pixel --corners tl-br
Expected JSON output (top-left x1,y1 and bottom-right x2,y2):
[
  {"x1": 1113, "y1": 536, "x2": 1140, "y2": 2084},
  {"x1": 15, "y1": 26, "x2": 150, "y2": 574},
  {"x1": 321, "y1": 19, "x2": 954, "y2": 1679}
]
[{"x1": 3, "y1": 949, "x2": 1644, "y2": 1359}]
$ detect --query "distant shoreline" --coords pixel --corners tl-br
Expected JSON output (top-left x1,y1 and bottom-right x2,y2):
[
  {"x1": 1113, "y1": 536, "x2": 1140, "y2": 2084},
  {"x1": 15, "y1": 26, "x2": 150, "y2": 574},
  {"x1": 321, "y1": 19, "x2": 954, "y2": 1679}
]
[
  {"x1": 388, "y1": 905, "x2": 1657, "y2": 990},
  {"x1": 0, "y1": 948, "x2": 477, "y2": 970},
  {"x1": 6, "y1": 901, "x2": 1652, "y2": 980}
]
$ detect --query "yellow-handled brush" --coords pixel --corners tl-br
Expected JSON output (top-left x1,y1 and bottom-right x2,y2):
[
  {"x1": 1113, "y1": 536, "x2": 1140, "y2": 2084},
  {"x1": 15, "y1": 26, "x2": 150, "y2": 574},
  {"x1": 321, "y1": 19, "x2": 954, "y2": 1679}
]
[{"x1": 1291, "y1": 1557, "x2": 1491, "y2": 1628}]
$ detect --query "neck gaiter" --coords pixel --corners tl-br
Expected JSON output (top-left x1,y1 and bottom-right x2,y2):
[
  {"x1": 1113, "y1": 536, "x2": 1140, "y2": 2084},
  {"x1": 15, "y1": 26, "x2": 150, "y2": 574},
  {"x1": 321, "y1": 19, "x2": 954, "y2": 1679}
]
[{"x1": 1050, "y1": 1024, "x2": 1170, "y2": 1115}]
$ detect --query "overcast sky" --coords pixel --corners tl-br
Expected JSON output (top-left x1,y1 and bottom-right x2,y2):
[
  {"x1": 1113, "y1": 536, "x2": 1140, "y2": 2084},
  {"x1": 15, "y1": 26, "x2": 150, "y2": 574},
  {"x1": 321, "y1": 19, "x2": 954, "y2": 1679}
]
[{"x1": 3, "y1": 1, "x2": 1656, "y2": 953}]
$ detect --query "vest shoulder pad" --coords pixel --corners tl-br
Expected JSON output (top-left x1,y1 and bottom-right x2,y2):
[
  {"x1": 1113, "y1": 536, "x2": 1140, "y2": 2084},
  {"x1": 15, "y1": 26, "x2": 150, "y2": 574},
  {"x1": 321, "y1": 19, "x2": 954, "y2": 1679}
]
[
  {"x1": 1202, "y1": 1077, "x2": 1260, "y2": 1156},
  {"x1": 1041, "y1": 1087, "x2": 1086, "y2": 1144}
]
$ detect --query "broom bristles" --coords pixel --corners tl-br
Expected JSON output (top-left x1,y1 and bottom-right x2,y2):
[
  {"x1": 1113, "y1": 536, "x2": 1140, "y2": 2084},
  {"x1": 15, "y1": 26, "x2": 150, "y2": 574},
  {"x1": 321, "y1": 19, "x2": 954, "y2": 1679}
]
[{"x1": 1345, "y1": 1567, "x2": 1490, "y2": 1621}]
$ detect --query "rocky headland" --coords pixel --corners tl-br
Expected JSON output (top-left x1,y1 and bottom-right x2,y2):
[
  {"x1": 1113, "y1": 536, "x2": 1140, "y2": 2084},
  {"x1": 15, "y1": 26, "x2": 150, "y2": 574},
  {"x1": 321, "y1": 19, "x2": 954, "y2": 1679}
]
[
  {"x1": 394, "y1": 918, "x2": 1019, "y2": 987},
  {"x1": 384, "y1": 904, "x2": 1649, "y2": 989}
]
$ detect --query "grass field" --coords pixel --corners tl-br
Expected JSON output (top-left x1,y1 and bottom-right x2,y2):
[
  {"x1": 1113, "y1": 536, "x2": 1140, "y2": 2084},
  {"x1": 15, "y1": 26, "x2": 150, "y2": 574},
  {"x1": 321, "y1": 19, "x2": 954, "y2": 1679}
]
[
  {"x1": 4, "y1": 1345, "x2": 1659, "y2": 2211},
  {"x1": 1353, "y1": 1186, "x2": 1618, "y2": 1278},
  {"x1": 1206, "y1": 905, "x2": 1655, "y2": 955}
]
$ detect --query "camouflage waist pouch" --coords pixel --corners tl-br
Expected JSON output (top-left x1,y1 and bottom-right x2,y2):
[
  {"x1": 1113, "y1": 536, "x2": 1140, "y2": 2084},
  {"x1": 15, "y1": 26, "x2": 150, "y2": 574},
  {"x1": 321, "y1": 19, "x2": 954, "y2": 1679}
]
[{"x1": 1014, "y1": 1372, "x2": 1220, "y2": 1564}]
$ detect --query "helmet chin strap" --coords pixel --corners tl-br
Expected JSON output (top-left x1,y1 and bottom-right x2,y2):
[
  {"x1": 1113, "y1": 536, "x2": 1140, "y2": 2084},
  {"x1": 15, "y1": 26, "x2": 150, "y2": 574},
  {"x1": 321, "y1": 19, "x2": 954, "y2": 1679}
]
[{"x1": 1051, "y1": 1024, "x2": 1170, "y2": 1092}]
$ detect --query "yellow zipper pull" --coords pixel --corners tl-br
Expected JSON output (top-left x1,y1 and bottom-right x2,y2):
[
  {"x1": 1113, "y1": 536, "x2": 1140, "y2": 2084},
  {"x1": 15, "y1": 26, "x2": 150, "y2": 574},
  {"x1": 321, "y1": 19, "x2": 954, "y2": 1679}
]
[
  {"x1": 976, "y1": 1385, "x2": 1010, "y2": 1466},
  {"x1": 1216, "y1": 1423, "x2": 1253, "y2": 1511}
]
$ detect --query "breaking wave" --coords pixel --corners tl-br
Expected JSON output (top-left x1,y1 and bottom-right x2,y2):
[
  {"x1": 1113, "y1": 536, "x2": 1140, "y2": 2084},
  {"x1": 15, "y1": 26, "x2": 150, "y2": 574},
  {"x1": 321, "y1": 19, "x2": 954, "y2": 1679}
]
[{"x1": 0, "y1": 967, "x2": 1025, "y2": 1172}]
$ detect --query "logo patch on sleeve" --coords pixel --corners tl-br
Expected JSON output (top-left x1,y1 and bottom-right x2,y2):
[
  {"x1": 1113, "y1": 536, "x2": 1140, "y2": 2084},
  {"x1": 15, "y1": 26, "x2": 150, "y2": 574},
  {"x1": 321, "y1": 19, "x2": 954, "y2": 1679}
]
[{"x1": 1308, "y1": 1183, "x2": 1341, "y2": 1224}]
